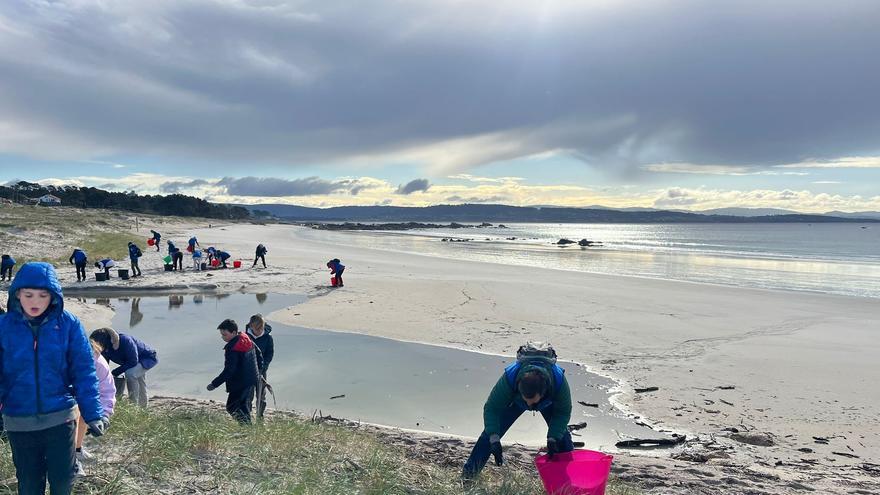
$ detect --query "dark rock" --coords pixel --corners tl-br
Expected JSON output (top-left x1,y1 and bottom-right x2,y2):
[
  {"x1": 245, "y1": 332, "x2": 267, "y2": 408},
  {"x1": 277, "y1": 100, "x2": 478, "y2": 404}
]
[
  {"x1": 556, "y1": 238, "x2": 576, "y2": 245},
  {"x1": 730, "y1": 432, "x2": 775, "y2": 447}
]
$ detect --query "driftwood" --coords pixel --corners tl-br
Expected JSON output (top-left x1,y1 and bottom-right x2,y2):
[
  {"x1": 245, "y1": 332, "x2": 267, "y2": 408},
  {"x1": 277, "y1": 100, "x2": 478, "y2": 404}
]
[
  {"x1": 634, "y1": 386, "x2": 659, "y2": 393},
  {"x1": 615, "y1": 435, "x2": 686, "y2": 449},
  {"x1": 577, "y1": 401, "x2": 599, "y2": 408}
]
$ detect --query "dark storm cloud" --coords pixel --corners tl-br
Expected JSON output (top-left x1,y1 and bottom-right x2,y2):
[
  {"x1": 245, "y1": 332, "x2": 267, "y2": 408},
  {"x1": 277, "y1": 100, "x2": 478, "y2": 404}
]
[
  {"x1": 1, "y1": 1, "x2": 879, "y2": 175},
  {"x1": 396, "y1": 179, "x2": 431, "y2": 195}
]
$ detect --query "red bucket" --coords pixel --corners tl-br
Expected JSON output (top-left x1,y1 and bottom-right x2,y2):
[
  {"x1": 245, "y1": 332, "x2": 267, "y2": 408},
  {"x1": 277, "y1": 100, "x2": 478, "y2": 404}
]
[
  {"x1": 147, "y1": 238, "x2": 155, "y2": 246},
  {"x1": 233, "y1": 260, "x2": 242, "y2": 268},
  {"x1": 330, "y1": 276, "x2": 338, "y2": 287},
  {"x1": 211, "y1": 259, "x2": 220, "y2": 267},
  {"x1": 535, "y1": 450, "x2": 613, "y2": 495}
]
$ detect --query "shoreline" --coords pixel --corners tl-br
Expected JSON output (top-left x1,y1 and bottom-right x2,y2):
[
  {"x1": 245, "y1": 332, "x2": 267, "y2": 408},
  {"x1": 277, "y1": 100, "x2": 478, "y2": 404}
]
[{"x1": 3, "y1": 214, "x2": 879, "y2": 493}]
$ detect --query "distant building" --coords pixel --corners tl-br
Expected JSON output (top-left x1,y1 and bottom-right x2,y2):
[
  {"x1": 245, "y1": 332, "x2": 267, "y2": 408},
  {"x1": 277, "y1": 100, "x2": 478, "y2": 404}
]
[{"x1": 37, "y1": 194, "x2": 62, "y2": 206}]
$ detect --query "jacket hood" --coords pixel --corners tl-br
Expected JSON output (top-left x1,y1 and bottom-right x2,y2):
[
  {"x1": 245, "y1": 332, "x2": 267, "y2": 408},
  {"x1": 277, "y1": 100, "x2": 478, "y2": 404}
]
[
  {"x1": 8, "y1": 262, "x2": 64, "y2": 318},
  {"x1": 229, "y1": 333, "x2": 254, "y2": 353},
  {"x1": 246, "y1": 323, "x2": 272, "y2": 339}
]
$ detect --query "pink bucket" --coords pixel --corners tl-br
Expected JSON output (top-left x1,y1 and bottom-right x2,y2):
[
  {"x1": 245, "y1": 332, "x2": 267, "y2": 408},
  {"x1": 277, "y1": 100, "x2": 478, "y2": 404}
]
[{"x1": 534, "y1": 450, "x2": 613, "y2": 495}]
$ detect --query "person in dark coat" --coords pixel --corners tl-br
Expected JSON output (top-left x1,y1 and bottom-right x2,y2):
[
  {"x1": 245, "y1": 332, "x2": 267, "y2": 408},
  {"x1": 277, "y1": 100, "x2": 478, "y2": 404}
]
[
  {"x1": 216, "y1": 250, "x2": 231, "y2": 268},
  {"x1": 1, "y1": 254, "x2": 15, "y2": 281},
  {"x1": 0, "y1": 262, "x2": 107, "y2": 494},
  {"x1": 252, "y1": 244, "x2": 268, "y2": 268},
  {"x1": 167, "y1": 241, "x2": 183, "y2": 271},
  {"x1": 89, "y1": 328, "x2": 158, "y2": 407},
  {"x1": 150, "y1": 230, "x2": 161, "y2": 251},
  {"x1": 245, "y1": 314, "x2": 274, "y2": 417},
  {"x1": 68, "y1": 248, "x2": 88, "y2": 282},
  {"x1": 127, "y1": 242, "x2": 143, "y2": 277},
  {"x1": 207, "y1": 319, "x2": 263, "y2": 424}
]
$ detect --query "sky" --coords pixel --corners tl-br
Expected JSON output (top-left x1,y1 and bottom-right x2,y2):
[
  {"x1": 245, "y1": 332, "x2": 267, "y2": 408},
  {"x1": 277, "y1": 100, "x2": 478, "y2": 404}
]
[{"x1": 1, "y1": 0, "x2": 879, "y2": 212}]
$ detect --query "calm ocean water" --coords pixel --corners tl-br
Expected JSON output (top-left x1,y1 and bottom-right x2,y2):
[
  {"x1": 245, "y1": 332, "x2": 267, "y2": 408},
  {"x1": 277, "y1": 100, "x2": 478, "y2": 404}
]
[{"x1": 302, "y1": 223, "x2": 880, "y2": 298}]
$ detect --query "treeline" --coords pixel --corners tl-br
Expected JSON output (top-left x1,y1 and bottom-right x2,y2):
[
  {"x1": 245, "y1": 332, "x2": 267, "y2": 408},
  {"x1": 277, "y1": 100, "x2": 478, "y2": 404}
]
[{"x1": 0, "y1": 181, "x2": 250, "y2": 220}]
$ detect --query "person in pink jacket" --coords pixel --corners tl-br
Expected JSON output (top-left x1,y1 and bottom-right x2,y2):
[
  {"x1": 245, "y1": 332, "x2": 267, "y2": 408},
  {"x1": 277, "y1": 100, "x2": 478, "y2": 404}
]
[{"x1": 73, "y1": 339, "x2": 117, "y2": 476}]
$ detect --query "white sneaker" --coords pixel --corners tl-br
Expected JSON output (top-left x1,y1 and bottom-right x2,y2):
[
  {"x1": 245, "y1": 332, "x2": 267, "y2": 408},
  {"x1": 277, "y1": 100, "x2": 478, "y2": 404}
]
[
  {"x1": 76, "y1": 448, "x2": 94, "y2": 462},
  {"x1": 73, "y1": 460, "x2": 86, "y2": 477}
]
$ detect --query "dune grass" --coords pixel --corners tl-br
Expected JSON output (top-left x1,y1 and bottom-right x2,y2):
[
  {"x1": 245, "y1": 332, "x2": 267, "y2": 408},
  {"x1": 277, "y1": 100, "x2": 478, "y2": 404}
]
[{"x1": 0, "y1": 401, "x2": 638, "y2": 494}]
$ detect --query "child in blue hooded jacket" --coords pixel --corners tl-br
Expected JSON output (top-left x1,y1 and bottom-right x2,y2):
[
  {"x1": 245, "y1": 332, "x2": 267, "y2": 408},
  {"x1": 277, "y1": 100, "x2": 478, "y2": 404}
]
[{"x1": 0, "y1": 262, "x2": 108, "y2": 495}]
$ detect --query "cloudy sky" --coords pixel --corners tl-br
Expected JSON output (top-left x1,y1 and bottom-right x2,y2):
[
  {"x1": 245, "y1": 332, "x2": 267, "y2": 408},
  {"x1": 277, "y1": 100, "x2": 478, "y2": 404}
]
[{"x1": 1, "y1": 0, "x2": 878, "y2": 212}]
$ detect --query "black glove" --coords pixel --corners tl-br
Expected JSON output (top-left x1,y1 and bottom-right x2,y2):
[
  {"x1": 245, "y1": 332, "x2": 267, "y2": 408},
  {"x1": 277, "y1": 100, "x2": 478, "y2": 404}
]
[
  {"x1": 206, "y1": 383, "x2": 217, "y2": 391},
  {"x1": 87, "y1": 417, "x2": 110, "y2": 437},
  {"x1": 546, "y1": 437, "x2": 559, "y2": 459},
  {"x1": 489, "y1": 434, "x2": 503, "y2": 466}
]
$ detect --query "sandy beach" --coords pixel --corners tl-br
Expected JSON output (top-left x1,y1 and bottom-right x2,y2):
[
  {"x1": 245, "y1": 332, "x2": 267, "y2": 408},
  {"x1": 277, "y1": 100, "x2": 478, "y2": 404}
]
[{"x1": 3, "y1": 215, "x2": 879, "y2": 494}]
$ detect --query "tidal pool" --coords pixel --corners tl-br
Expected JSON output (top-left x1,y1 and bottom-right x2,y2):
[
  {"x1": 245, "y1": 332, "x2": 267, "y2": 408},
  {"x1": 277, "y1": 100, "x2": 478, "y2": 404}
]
[{"x1": 94, "y1": 292, "x2": 668, "y2": 449}]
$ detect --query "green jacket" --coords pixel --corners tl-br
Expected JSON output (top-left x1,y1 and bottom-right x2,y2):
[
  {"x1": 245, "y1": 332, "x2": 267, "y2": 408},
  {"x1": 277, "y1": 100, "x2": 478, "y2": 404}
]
[{"x1": 482, "y1": 363, "x2": 572, "y2": 440}]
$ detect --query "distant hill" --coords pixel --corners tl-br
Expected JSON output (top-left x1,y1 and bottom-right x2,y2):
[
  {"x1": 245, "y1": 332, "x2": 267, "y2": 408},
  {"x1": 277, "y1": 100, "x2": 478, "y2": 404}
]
[
  {"x1": 823, "y1": 210, "x2": 880, "y2": 220},
  {"x1": 695, "y1": 207, "x2": 801, "y2": 217},
  {"x1": 0, "y1": 181, "x2": 250, "y2": 219},
  {"x1": 239, "y1": 203, "x2": 878, "y2": 223}
]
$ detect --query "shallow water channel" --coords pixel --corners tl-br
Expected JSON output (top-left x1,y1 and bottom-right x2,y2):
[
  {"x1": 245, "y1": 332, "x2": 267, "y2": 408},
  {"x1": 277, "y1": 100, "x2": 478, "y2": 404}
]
[{"x1": 93, "y1": 292, "x2": 667, "y2": 449}]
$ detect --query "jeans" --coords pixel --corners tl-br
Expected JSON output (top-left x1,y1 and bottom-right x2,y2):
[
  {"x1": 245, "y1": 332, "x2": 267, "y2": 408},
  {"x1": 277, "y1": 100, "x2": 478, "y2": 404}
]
[
  {"x1": 124, "y1": 364, "x2": 149, "y2": 407},
  {"x1": 226, "y1": 386, "x2": 255, "y2": 424},
  {"x1": 253, "y1": 254, "x2": 266, "y2": 268},
  {"x1": 74, "y1": 263, "x2": 86, "y2": 281},
  {"x1": 462, "y1": 404, "x2": 574, "y2": 477},
  {"x1": 130, "y1": 260, "x2": 141, "y2": 276},
  {"x1": 1, "y1": 266, "x2": 12, "y2": 280},
  {"x1": 7, "y1": 420, "x2": 76, "y2": 495},
  {"x1": 335, "y1": 268, "x2": 344, "y2": 286}
]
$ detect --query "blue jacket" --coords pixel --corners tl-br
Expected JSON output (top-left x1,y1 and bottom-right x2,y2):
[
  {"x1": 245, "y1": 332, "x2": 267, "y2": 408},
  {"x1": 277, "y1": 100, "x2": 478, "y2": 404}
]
[
  {"x1": 217, "y1": 251, "x2": 230, "y2": 261},
  {"x1": 168, "y1": 242, "x2": 179, "y2": 255},
  {"x1": 101, "y1": 333, "x2": 158, "y2": 377},
  {"x1": 188, "y1": 237, "x2": 198, "y2": 248},
  {"x1": 151, "y1": 230, "x2": 161, "y2": 240},
  {"x1": 0, "y1": 263, "x2": 103, "y2": 422},
  {"x1": 329, "y1": 260, "x2": 344, "y2": 274},
  {"x1": 128, "y1": 243, "x2": 142, "y2": 260},
  {"x1": 69, "y1": 249, "x2": 87, "y2": 265},
  {"x1": 0, "y1": 255, "x2": 14, "y2": 269}
]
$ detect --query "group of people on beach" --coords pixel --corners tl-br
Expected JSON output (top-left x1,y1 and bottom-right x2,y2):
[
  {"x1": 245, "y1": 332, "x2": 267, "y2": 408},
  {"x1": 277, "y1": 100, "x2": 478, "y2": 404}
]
[{"x1": 0, "y1": 239, "x2": 570, "y2": 493}]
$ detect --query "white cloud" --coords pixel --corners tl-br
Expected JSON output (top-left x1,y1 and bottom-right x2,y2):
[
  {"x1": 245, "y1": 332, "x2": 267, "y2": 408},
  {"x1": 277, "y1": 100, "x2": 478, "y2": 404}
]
[{"x1": 776, "y1": 156, "x2": 880, "y2": 169}]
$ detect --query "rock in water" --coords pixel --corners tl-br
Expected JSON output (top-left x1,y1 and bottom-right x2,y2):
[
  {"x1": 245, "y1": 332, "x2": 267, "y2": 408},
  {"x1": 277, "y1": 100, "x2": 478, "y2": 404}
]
[{"x1": 557, "y1": 238, "x2": 576, "y2": 245}]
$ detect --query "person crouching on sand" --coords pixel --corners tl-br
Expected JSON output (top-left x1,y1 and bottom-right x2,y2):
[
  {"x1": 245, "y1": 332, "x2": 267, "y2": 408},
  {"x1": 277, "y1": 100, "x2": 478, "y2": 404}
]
[
  {"x1": 207, "y1": 319, "x2": 264, "y2": 424},
  {"x1": 327, "y1": 258, "x2": 344, "y2": 287},
  {"x1": 95, "y1": 258, "x2": 116, "y2": 279},
  {"x1": 462, "y1": 342, "x2": 573, "y2": 481},
  {"x1": 90, "y1": 328, "x2": 158, "y2": 408},
  {"x1": 0, "y1": 262, "x2": 108, "y2": 494}
]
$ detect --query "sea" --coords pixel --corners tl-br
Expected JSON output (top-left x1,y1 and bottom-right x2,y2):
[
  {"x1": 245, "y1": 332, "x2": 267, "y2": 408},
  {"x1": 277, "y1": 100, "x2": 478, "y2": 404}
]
[{"x1": 300, "y1": 222, "x2": 880, "y2": 298}]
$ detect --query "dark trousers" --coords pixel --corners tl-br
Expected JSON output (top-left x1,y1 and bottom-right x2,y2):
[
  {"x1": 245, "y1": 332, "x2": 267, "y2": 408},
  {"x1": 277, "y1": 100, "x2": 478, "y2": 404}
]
[
  {"x1": 1, "y1": 266, "x2": 12, "y2": 280},
  {"x1": 103, "y1": 267, "x2": 112, "y2": 278},
  {"x1": 74, "y1": 263, "x2": 86, "y2": 281},
  {"x1": 334, "y1": 268, "x2": 344, "y2": 286},
  {"x1": 462, "y1": 405, "x2": 574, "y2": 477},
  {"x1": 7, "y1": 421, "x2": 76, "y2": 495},
  {"x1": 155, "y1": 242, "x2": 160, "y2": 251},
  {"x1": 226, "y1": 386, "x2": 255, "y2": 424},
  {"x1": 172, "y1": 252, "x2": 183, "y2": 270},
  {"x1": 220, "y1": 258, "x2": 229, "y2": 268},
  {"x1": 130, "y1": 260, "x2": 141, "y2": 276},
  {"x1": 253, "y1": 254, "x2": 266, "y2": 268}
]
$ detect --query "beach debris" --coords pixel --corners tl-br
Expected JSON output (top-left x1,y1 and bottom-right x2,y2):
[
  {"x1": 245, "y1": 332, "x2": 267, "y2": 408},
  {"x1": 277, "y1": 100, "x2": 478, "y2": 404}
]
[
  {"x1": 719, "y1": 399, "x2": 734, "y2": 406},
  {"x1": 634, "y1": 386, "x2": 659, "y2": 393},
  {"x1": 672, "y1": 446, "x2": 731, "y2": 463},
  {"x1": 831, "y1": 451, "x2": 859, "y2": 459},
  {"x1": 717, "y1": 385, "x2": 736, "y2": 390},
  {"x1": 615, "y1": 434, "x2": 686, "y2": 449},
  {"x1": 797, "y1": 447, "x2": 814, "y2": 453},
  {"x1": 730, "y1": 432, "x2": 775, "y2": 447},
  {"x1": 813, "y1": 436, "x2": 830, "y2": 444},
  {"x1": 577, "y1": 401, "x2": 599, "y2": 408},
  {"x1": 329, "y1": 394, "x2": 346, "y2": 400},
  {"x1": 556, "y1": 238, "x2": 576, "y2": 245},
  {"x1": 578, "y1": 239, "x2": 601, "y2": 246},
  {"x1": 568, "y1": 422, "x2": 588, "y2": 432}
]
